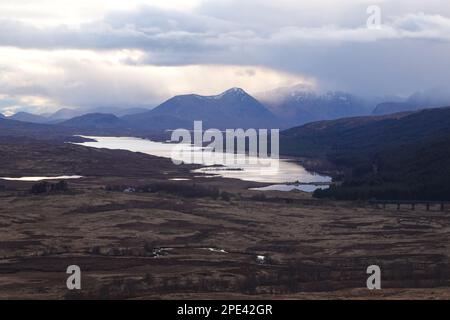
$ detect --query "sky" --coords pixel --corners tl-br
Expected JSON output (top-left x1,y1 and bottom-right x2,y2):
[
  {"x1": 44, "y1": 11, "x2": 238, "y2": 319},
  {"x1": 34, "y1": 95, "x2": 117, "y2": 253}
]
[{"x1": 0, "y1": 0, "x2": 450, "y2": 115}]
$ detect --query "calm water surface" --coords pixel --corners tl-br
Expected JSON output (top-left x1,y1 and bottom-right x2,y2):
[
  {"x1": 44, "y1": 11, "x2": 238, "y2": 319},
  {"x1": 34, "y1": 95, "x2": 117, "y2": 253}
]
[{"x1": 76, "y1": 136, "x2": 331, "y2": 189}]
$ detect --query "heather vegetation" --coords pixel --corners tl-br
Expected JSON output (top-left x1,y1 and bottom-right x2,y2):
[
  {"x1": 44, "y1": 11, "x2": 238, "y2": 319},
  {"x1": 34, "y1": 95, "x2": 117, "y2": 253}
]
[
  {"x1": 30, "y1": 180, "x2": 69, "y2": 194},
  {"x1": 106, "y1": 182, "x2": 223, "y2": 199}
]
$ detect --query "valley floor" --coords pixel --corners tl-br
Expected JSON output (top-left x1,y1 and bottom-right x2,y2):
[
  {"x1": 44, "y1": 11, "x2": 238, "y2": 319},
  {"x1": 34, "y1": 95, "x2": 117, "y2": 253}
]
[
  {"x1": 0, "y1": 138, "x2": 449, "y2": 299},
  {"x1": 0, "y1": 180, "x2": 449, "y2": 299}
]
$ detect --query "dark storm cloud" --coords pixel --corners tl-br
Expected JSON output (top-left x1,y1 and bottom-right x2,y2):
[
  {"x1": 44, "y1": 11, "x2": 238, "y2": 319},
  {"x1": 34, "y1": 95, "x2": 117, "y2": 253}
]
[{"x1": 1, "y1": 1, "x2": 450, "y2": 97}]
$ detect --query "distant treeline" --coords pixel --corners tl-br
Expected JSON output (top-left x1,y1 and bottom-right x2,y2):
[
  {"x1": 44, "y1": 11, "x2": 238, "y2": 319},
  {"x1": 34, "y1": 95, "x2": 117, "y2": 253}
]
[
  {"x1": 314, "y1": 182, "x2": 450, "y2": 201},
  {"x1": 31, "y1": 180, "x2": 69, "y2": 194}
]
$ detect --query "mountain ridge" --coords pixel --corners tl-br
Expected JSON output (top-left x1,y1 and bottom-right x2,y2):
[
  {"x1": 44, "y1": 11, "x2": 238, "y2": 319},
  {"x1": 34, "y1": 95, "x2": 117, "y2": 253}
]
[{"x1": 8, "y1": 112, "x2": 49, "y2": 124}]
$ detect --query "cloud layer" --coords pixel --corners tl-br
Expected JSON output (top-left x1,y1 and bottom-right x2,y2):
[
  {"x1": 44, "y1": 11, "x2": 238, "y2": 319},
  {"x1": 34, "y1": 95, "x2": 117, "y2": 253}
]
[{"x1": 1, "y1": 0, "x2": 450, "y2": 113}]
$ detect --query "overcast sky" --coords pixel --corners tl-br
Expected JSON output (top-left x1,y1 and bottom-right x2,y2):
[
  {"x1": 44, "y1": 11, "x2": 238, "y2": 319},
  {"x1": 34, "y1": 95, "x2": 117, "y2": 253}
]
[{"x1": 1, "y1": 0, "x2": 450, "y2": 115}]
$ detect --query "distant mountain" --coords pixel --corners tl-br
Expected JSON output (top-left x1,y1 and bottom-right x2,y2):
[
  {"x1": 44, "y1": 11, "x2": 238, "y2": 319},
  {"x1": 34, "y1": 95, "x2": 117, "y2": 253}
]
[
  {"x1": 60, "y1": 113, "x2": 126, "y2": 129},
  {"x1": 46, "y1": 108, "x2": 82, "y2": 122},
  {"x1": 0, "y1": 117, "x2": 76, "y2": 140},
  {"x1": 123, "y1": 88, "x2": 281, "y2": 129},
  {"x1": 92, "y1": 107, "x2": 150, "y2": 117},
  {"x1": 281, "y1": 106, "x2": 450, "y2": 200},
  {"x1": 60, "y1": 112, "x2": 192, "y2": 133},
  {"x1": 48, "y1": 107, "x2": 150, "y2": 123},
  {"x1": 0, "y1": 114, "x2": 165, "y2": 140},
  {"x1": 257, "y1": 85, "x2": 371, "y2": 127},
  {"x1": 373, "y1": 88, "x2": 450, "y2": 115},
  {"x1": 124, "y1": 114, "x2": 192, "y2": 131},
  {"x1": 117, "y1": 108, "x2": 150, "y2": 117},
  {"x1": 372, "y1": 102, "x2": 414, "y2": 115},
  {"x1": 0, "y1": 113, "x2": 5, "y2": 119},
  {"x1": 8, "y1": 112, "x2": 49, "y2": 124}
]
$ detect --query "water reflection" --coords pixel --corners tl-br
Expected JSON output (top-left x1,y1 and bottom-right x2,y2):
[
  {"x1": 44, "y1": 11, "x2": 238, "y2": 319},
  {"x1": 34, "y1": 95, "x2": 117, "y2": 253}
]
[{"x1": 76, "y1": 136, "x2": 331, "y2": 184}]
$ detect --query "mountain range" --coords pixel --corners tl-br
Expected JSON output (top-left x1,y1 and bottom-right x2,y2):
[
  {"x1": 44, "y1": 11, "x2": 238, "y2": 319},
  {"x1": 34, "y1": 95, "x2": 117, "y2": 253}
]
[
  {"x1": 257, "y1": 85, "x2": 373, "y2": 126},
  {"x1": 5, "y1": 106, "x2": 151, "y2": 124},
  {"x1": 2, "y1": 85, "x2": 450, "y2": 133},
  {"x1": 57, "y1": 88, "x2": 280, "y2": 131},
  {"x1": 2, "y1": 86, "x2": 373, "y2": 131},
  {"x1": 8, "y1": 112, "x2": 49, "y2": 124},
  {"x1": 122, "y1": 87, "x2": 280, "y2": 130},
  {"x1": 373, "y1": 88, "x2": 450, "y2": 115}
]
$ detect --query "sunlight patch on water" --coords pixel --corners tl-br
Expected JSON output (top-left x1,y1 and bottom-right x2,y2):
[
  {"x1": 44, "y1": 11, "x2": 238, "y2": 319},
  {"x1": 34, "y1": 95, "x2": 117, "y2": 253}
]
[
  {"x1": 75, "y1": 136, "x2": 331, "y2": 184},
  {"x1": 0, "y1": 176, "x2": 83, "y2": 182}
]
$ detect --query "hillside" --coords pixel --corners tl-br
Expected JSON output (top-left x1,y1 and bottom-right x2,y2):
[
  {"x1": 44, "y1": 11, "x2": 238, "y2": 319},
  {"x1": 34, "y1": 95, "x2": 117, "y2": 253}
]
[
  {"x1": 0, "y1": 117, "x2": 81, "y2": 141},
  {"x1": 0, "y1": 112, "x2": 175, "y2": 141},
  {"x1": 280, "y1": 107, "x2": 450, "y2": 200},
  {"x1": 60, "y1": 113, "x2": 125, "y2": 129}
]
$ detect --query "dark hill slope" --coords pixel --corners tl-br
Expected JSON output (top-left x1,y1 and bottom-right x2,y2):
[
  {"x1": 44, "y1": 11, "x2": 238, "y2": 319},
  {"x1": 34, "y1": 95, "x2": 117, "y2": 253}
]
[
  {"x1": 280, "y1": 107, "x2": 450, "y2": 200},
  {"x1": 60, "y1": 113, "x2": 125, "y2": 129},
  {"x1": 0, "y1": 117, "x2": 80, "y2": 141}
]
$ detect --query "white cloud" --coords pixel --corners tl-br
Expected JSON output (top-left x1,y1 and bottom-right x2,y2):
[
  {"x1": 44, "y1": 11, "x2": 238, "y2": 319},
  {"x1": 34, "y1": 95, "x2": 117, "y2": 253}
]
[
  {"x1": 2, "y1": 5, "x2": 450, "y2": 50},
  {"x1": 0, "y1": 0, "x2": 202, "y2": 26},
  {"x1": 0, "y1": 48, "x2": 309, "y2": 113},
  {"x1": 0, "y1": 0, "x2": 450, "y2": 112}
]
